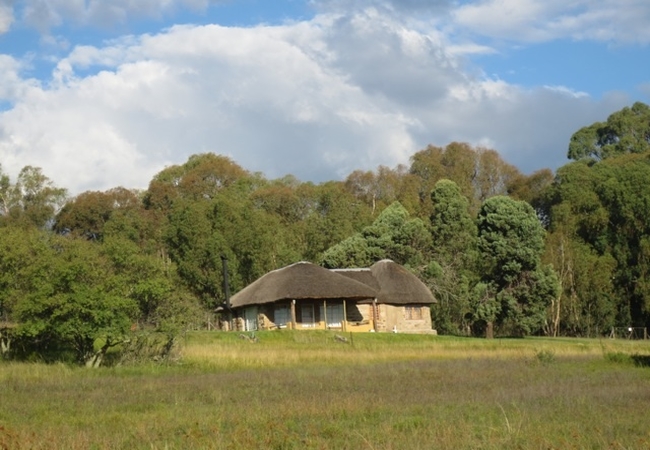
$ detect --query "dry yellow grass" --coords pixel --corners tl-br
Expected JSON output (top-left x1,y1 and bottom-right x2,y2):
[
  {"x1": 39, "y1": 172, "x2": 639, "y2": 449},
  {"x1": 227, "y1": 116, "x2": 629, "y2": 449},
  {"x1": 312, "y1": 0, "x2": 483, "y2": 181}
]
[
  {"x1": 1, "y1": 331, "x2": 650, "y2": 449},
  {"x1": 180, "y1": 330, "x2": 648, "y2": 369}
]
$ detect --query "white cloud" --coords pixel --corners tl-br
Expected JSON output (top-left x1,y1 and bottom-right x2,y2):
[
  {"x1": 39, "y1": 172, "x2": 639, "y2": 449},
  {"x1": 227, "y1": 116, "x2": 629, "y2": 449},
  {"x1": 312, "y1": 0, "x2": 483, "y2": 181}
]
[
  {"x1": 313, "y1": 0, "x2": 452, "y2": 15},
  {"x1": 0, "y1": 0, "x2": 13, "y2": 34},
  {"x1": 0, "y1": 55, "x2": 42, "y2": 102},
  {"x1": 447, "y1": 43, "x2": 496, "y2": 56},
  {"x1": 16, "y1": 0, "x2": 226, "y2": 32},
  {"x1": 0, "y1": 17, "x2": 419, "y2": 192},
  {"x1": 452, "y1": 0, "x2": 650, "y2": 44},
  {"x1": 541, "y1": 85, "x2": 589, "y2": 98},
  {"x1": 0, "y1": 7, "x2": 636, "y2": 194}
]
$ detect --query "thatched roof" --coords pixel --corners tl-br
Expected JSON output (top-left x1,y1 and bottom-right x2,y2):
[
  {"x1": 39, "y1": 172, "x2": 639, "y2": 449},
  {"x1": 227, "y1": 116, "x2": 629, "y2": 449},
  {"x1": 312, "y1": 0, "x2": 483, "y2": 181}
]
[
  {"x1": 230, "y1": 261, "x2": 378, "y2": 308},
  {"x1": 331, "y1": 268, "x2": 380, "y2": 290},
  {"x1": 369, "y1": 259, "x2": 435, "y2": 304},
  {"x1": 335, "y1": 260, "x2": 435, "y2": 305}
]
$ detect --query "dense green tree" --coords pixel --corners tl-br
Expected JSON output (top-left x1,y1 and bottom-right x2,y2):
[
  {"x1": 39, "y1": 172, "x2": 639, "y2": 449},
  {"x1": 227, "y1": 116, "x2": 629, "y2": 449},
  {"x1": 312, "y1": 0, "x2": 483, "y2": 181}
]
[
  {"x1": 165, "y1": 191, "x2": 301, "y2": 307},
  {"x1": 164, "y1": 200, "x2": 227, "y2": 306},
  {"x1": 344, "y1": 165, "x2": 420, "y2": 216},
  {"x1": 475, "y1": 196, "x2": 559, "y2": 337},
  {"x1": 473, "y1": 148, "x2": 521, "y2": 203},
  {"x1": 507, "y1": 168, "x2": 555, "y2": 217},
  {"x1": 0, "y1": 227, "x2": 45, "y2": 324},
  {"x1": 594, "y1": 154, "x2": 650, "y2": 326},
  {"x1": 54, "y1": 187, "x2": 142, "y2": 239},
  {"x1": 55, "y1": 190, "x2": 114, "y2": 238},
  {"x1": 427, "y1": 180, "x2": 478, "y2": 334},
  {"x1": 543, "y1": 162, "x2": 617, "y2": 336},
  {"x1": 320, "y1": 201, "x2": 430, "y2": 269},
  {"x1": 570, "y1": 244, "x2": 617, "y2": 335},
  {"x1": 144, "y1": 154, "x2": 250, "y2": 212},
  {"x1": 250, "y1": 181, "x2": 306, "y2": 224},
  {"x1": 0, "y1": 227, "x2": 202, "y2": 365},
  {"x1": 0, "y1": 166, "x2": 67, "y2": 228},
  {"x1": 409, "y1": 142, "x2": 521, "y2": 215},
  {"x1": 301, "y1": 181, "x2": 373, "y2": 261},
  {"x1": 546, "y1": 110, "x2": 650, "y2": 331},
  {"x1": 568, "y1": 102, "x2": 650, "y2": 161},
  {"x1": 548, "y1": 103, "x2": 650, "y2": 331},
  {"x1": 8, "y1": 235, "x2": 138, "y2": 366},
  {"x1": 478, "y1": 196, "x2": 545, "y2": 283}
]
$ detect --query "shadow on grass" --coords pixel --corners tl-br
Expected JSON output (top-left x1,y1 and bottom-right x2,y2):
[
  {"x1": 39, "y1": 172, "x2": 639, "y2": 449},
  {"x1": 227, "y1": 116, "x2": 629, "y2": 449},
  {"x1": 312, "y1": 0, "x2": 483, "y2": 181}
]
[{"x1": 631, "y1": 354, "x2": 650, "y2": 367}]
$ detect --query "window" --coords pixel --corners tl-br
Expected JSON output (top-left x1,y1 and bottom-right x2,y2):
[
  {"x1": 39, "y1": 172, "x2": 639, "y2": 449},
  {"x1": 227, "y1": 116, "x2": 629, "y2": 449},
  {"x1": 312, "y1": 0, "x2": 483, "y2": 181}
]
[
  {"x1": 301, "y1": 304, "x2": 315, "y2": 327},
  {"x1": 275, "y1": 304, "x2": 291, "y2": 327},
  {"x1": 404, "y1": 306, "x2": 423, "y2": 320},
  {"x1": 320, "y1": 303, "x2": 344, "y2": 328}
]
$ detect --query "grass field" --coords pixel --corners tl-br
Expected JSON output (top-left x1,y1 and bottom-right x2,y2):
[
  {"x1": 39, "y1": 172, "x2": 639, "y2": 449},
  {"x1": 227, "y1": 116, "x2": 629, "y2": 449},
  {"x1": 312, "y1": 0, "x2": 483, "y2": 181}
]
[{"x1": 1, "y1": 331, "x2": 650, "y2": 449}]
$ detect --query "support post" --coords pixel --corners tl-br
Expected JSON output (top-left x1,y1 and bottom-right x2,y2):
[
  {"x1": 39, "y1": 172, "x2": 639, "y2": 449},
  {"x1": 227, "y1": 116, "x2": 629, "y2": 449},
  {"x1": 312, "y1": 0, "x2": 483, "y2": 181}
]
[
  {"x1": 323, "y1": 300, "x2": 328, "y2": 330},
  {"x1": 343, "y1": 300, "x2": 347, "y2": 332},
  {"x1": 373, "y1": 299, "x2": 378, "y2": 332},
  {"x1": 291, "y1": 299, "x2": 297, "y2": 330}
]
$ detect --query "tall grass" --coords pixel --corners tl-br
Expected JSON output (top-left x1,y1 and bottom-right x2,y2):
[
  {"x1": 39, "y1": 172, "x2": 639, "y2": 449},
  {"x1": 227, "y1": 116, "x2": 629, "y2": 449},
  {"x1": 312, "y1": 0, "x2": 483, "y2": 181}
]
[{"x1": 2, "y1": 331, "x2": 649, "y2": 449}]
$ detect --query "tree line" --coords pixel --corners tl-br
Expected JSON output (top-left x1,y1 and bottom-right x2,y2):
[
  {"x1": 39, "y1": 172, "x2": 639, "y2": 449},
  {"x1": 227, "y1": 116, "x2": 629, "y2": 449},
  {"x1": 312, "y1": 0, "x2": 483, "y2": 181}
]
[{"x1": 1, "y1": 102, "x2": 649, "y2": 365}]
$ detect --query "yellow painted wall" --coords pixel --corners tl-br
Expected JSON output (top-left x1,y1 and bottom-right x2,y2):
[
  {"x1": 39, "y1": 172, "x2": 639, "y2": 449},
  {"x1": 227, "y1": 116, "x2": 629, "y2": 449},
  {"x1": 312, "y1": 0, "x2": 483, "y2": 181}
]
[{"x1": 232, "y1": 302, "x2": 431, "y2": 333}]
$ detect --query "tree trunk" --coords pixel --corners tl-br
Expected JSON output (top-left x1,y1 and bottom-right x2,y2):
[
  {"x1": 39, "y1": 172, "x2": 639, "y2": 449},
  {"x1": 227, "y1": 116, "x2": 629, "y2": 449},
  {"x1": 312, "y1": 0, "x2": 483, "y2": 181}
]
[
  {"x1": 486, "y1": 321, "x2": 494, "y2": 339},
  {"x1": 85, "y1": 341, "x2": 111, "y2": 368},
  {"x1": 0, "y1": 332, "x2": 10, "y2": 355},
  {"x1": 85, "y1": 350, "x2": 105, "y2": 369},
  {"x1": 84, "y1": 338, "x2": 128, "y2": 368}
]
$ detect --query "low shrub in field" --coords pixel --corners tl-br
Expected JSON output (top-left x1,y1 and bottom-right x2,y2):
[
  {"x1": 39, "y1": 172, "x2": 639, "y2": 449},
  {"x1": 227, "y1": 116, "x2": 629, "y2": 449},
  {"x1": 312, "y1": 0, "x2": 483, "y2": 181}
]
[
  {"x1": 117, "y1": 332, "x2": 179, "y2": 366},
  {"x1": 604, "y1": 351, "x2": 632, "y2": 365},
  {"x1": 534, "y1": 349, "x2": 555, "y2": 365}
]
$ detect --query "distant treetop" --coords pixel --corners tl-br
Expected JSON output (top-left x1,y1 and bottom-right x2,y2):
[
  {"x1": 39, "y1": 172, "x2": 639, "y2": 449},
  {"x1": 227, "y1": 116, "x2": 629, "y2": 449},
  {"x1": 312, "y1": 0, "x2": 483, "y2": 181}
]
[{"x1": 568, "y1": 102, "x2": 650, "y2": 162}]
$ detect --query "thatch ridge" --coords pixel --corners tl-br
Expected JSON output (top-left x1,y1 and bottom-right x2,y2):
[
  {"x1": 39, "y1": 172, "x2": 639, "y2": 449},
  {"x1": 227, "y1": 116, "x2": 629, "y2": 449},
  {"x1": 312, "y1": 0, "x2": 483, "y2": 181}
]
[
  {"x1": 334, "y1": 260, "x2": 434, "y2": 305},
  {"x1": 230, "y1": 261, "x2": 378, "y2": 308},
  {"x1": 332, "y1": 268, "x2": 380, "y2": 291}
]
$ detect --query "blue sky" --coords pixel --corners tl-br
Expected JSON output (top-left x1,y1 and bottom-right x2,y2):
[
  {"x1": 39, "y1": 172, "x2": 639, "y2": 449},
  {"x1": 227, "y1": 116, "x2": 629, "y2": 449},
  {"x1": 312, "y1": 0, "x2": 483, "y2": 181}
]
[{"x1": 0, "y1": 0, "x2": 648, "y2": 194}]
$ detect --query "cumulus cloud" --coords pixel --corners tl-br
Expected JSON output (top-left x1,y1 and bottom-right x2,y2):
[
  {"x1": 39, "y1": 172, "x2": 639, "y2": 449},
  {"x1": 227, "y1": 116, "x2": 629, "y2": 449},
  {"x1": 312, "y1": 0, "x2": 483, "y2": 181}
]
[
  {"x1": 452, "y1": 0, "x2": 650, "y2": 44},
  {"x1": 1, "y1": 17, "x2": 420, "y2": 192},
  {"x1": 0, "y1": 1, "x2": 13, "y2": 34},
  {"x1": 314, "y1": 0, "x2": 452, "y2": 15},
  {"x1": 0, "y1": 6, "x2": 636, "y2": 194},
  {"x1": 16, "y1": 0, "x2": 225, "y2": 32}
]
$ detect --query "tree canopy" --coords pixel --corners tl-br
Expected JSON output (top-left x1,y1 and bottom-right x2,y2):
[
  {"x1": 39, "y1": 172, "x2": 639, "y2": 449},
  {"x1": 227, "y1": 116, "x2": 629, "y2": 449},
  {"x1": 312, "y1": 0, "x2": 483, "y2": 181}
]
[
  {"x1": 475, "y1": 196, "x2": 559, "y2": 337},
  {"x1": 3, "y1": 101, "x2": 650, "y2": 363},
  {"x1": 568, "y1": 102, "x2": 650, "y2": 161}
]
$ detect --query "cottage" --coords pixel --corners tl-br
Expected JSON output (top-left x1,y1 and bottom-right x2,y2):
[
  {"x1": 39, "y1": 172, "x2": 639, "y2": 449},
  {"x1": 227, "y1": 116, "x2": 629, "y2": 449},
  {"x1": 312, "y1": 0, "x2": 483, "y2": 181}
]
[{"x1": 229, "y1": 259, "x2": 435, "y2": 333}]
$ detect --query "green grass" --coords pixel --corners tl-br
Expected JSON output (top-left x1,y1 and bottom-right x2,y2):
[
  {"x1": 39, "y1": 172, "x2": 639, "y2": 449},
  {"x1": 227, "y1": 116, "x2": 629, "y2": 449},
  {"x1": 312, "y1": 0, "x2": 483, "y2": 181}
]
[{"x1": 2, "y1": 331, "x2": 650, "y2": 449}]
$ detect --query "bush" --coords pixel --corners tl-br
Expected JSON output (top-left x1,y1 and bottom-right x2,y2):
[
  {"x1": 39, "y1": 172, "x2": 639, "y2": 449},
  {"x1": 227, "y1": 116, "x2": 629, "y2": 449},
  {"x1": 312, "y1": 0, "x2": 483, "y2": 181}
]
[
  {"x1": 117, "y1": 332, "x2": 179, "y2": 366},
  {"x1": 535, "y1": 349, "x2": 555, "y2": 365},
  {"x1": 604, "y1": 352, "x2": 632, "y2": 365}
]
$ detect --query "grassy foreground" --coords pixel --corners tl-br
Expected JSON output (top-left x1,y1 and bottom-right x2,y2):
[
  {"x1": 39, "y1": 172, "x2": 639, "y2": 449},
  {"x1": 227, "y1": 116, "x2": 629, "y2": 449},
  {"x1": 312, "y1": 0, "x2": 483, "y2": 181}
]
[{"x1": 1, "y1": 331, "x2": 650, "y2": 449}]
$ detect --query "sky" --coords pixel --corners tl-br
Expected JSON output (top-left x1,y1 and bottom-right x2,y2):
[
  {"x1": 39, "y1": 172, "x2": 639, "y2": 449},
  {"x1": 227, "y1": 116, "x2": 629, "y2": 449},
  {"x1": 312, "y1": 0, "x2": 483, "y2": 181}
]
[{"x1": 0, "y1": 0, "x2": 648, "y2": 195}]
